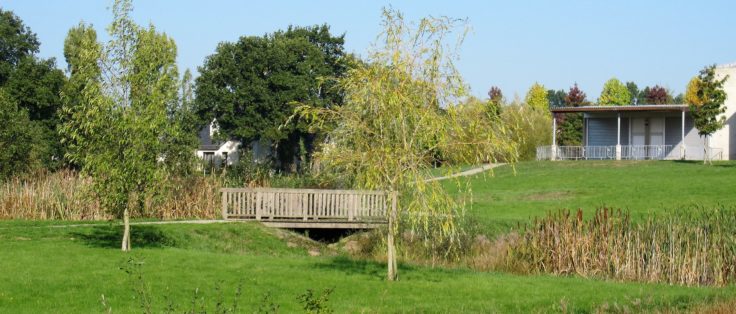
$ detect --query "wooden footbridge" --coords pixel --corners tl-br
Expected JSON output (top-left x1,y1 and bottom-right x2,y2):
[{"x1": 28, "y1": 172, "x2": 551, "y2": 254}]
[{"x1": 221, "y1": 188, "x2": 394, "y2": 229}]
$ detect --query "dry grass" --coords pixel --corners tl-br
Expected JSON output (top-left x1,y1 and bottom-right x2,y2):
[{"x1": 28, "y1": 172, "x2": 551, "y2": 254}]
[
  {"x1": 0, "y1": 170, "x2": 103, "y2": 220},
  {"x1": 502, "y1": 208, "x2": 736, "y2": 287},
  {"x1": 0, "y1": 170, "x2": 222, "y2": 220}
]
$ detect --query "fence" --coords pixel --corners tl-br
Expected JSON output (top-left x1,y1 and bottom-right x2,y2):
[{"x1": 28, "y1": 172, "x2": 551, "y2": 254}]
[{"x1": 537, "y1": 145, "x2": 675, "y2": 160}]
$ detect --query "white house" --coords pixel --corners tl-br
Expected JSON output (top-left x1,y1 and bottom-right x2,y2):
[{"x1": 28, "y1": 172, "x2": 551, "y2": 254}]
[
  {"x1": 538, "y1": 62, "x2": 736, "y2": 161},
  {"x1": 196, "y1": 121, "x2": 272, "y2": 168}
]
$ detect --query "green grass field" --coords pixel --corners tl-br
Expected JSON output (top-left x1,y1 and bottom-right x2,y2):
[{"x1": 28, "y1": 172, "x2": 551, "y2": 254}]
[
  {"x1": 3, "y1": 160, "x2": 736, "y2": 312},
  {"x1": 451, "y1": 160, "x2": 736, "y2": 229}
]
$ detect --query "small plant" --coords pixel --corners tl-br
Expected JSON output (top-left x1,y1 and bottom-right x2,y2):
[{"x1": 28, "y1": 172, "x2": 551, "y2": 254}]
[
  {"x1": 297, "y1": 288, "x2": 334, "y2": 314},
  {"x1": 257, "y1": 291, "x2": 279, "y2": 314}
]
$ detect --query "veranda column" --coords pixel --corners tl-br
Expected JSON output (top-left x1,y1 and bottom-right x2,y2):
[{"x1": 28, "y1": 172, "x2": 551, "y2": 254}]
[
  {"x1": 615, "y1": 113, "x2": 621, "y2": 160},
  {"x1": 681, "y1": 110, "x2": 686, "y2": 159},
  {"x1": 551, "y1": 113, "x2": 557, "y2": 161}
]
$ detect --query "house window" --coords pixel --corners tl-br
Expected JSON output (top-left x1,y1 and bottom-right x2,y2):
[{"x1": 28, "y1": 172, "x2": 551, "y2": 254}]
[{"x1": 222, "y1": 152, "x2": 228, "y2": 167}]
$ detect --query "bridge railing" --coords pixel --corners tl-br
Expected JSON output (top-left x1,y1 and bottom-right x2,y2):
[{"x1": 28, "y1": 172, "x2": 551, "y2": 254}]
[{"x1": 221, "y1": 188, "x2": 392, "y2": 222}]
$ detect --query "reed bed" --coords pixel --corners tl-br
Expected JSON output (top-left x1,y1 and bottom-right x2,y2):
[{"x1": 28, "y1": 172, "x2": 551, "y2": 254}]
[
  {"x1": 0, "y1": 170, "x2": 104, "y2": 220},
  {"x1": 0, "y1": 170, "x2": 222, "y2": 220},
  {"x1": 503, "y1": 208, "x2": 736, "y2": 286}
]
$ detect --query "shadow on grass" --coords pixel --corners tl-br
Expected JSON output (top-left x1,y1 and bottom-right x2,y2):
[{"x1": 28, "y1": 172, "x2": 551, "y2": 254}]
[
  {"x1": 314, "y1": 256, "x2": 456, "y2": 282},
  {"x1": 672, "y1": 159, "x2": 736, "y2": 168},
  {"x1": 70, "y1": 225, "x2": 174, "y2": 249}
]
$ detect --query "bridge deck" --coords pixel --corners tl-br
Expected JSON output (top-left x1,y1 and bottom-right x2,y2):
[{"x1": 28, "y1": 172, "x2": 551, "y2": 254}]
[{"x1": 221, "y1": 188, "x2": 393, "y2": 229}]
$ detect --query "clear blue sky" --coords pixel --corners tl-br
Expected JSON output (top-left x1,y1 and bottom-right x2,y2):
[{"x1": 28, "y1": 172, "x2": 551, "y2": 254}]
[{"x1": 3, "y1": 0, "x2": 736, "y2": 99}]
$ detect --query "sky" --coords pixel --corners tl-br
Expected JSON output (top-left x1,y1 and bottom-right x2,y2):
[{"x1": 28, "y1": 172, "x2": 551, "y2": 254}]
[{"x1": 3, "y1": 0, "x2": 736, "y2": 100}]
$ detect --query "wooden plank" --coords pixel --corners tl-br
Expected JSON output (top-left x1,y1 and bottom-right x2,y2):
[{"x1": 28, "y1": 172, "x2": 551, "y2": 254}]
[
  {"x1": 221, "y1": 190, "x2": 228, "y2": 219},
  {"x1": 255, "y1": 191, "x2": 262, "y2": 220}
]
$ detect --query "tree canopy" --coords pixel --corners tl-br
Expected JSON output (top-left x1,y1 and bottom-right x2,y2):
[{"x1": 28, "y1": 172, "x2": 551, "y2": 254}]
[
  {"x1": 642, "y1": 85, "x2": 672, "y2": 104},
  {"x1": 685, "y1": 77, "x2": 703, "y2": 107},
  {"x1": 0, "y1": 8, "x2": 66, "y2": 178},
  {"x1": 565, "y1": 83, "x2": 588, "y2": 107},
  {"x1": 0, "y1": 9, "x2": 40, "y2": 84},
  {"x1": 625, "y1": 81, "x2": 639, "y2": 105},
  {"x1": 598, "y1": 78, "x2": 631, "y2": 106},
  {"x1": 525, "y1": 82, "x2": 549, "y2": 111},
  {"x1": 195, "y1": 25, "x2": 348, "y2": 170},
  {"x1": 546, "y1": 89, "x2": 566, "y2": 108}
]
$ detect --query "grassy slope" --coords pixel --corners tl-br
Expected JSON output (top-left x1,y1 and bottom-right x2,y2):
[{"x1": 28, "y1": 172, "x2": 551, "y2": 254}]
[
  {"x1": 448, "y1": 160, "x2": 736, "y2": 230},
  {"x1": 4, "y1": 160, "x2": 736, "y2": 312},
  {"x1": 1, "y1": 222, "x2": 732, "y2": 313}
]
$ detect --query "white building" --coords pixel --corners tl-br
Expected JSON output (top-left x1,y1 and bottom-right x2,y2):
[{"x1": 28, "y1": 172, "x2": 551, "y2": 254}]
[
  {"x1": 196, "y1": 121, "x2": 272, "y2": 168},
  {"x1": 538, "y1": 62, "x2": 736, "y2": 161}
]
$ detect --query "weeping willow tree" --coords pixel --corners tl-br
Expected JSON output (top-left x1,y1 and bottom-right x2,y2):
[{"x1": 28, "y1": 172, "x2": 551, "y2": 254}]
[{"x1": 295, "y1": 9, "x2": 517, "y2": 280}]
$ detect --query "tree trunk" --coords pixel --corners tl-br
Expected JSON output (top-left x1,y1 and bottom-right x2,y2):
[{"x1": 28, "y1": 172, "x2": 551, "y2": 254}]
[
  {"x1": 121, "y1": 208, "x2": 131, "y2": 252},
  {"x1": 703, "y1": 135, "x2": 711, "y2": 165},
  {"x1": 387, "y1": 191, "x2": 398, "y2": 281}
]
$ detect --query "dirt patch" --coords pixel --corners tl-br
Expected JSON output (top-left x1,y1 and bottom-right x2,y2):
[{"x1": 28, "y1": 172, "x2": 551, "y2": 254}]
[{"x1": 520, "y1": 191, "x2": 574, "y2": 201}]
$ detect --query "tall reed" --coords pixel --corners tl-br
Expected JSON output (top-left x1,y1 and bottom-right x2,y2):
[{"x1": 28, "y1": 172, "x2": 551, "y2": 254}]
[
  {"x1": 0, "y1": 169, "x2": 103, "y2": 220},
  {"x1": 0, "y1": 170, "x2": 222, "y2": 220},
  {"x1": 503, "y1": 208, "x2": 736, "y2": 286}
]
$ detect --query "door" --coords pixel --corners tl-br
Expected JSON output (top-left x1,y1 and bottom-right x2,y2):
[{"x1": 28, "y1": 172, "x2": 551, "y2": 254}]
[
  {"x1": 631, "y1": 118, "x2": 646, "y2": 159},
  {"x1": 648, "y1": 117, "x2": 665, "y2": 158}
]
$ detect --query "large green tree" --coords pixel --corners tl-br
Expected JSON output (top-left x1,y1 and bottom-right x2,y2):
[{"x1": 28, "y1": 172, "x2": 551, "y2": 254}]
[
  {"x1": 598, "y1": 78, "x2": 631, "y2": 106},
  {"x1": 0, "y1": 90, "x2": 39, "y2": 178},
  {"x1": 0, "y1": 9, "x2": 66, "y2": 175},
  {"x1": 0, "y1": 9, "x2": 39, "y2": 84},
  {"x1": 688, "y1": 65, "x2": 729, "y2": 165},
  {"x1": 546, "y1": 89, "x2": 566, "y2": 108},
  {"x1": 195, "y1": 25, "x2": 348, "y2": 171},
  {"x1": 60, "y1": 0, "x2": 180, "y2": 251}
]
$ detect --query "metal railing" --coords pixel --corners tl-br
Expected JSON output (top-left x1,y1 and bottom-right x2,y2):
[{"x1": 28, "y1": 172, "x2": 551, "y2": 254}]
[
  {"x1": 621, "y1": 145, "x2": 673, "y2": 160},
  {"x1": 537, "y1": 145, "x2": 675, "y2": 160}
]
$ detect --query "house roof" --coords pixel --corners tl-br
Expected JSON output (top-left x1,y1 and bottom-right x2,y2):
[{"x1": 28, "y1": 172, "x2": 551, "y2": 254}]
[
  {"x1": 550, "y1": 104, "x2": 688, "y2": 113},
  {"x1": 717, "y1": 62, "x2": 736, "y2": 69}
]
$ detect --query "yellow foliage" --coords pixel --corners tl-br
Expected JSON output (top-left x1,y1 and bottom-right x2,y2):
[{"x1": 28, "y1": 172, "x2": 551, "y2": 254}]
[{"x1": 685, "y1": 76, "x2": 703, "y2": 107}]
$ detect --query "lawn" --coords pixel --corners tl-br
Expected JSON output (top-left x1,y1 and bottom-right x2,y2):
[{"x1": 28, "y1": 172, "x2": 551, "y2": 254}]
[
  {"x1": 3, "y1": 160, "x2": 736, "y2": 312},
  {"x1": 1, "y1": 222, "x2": 733, "y2": 313},
  {"x1": 450, "y1": 160, "x2": 736, "y2": 230}
]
